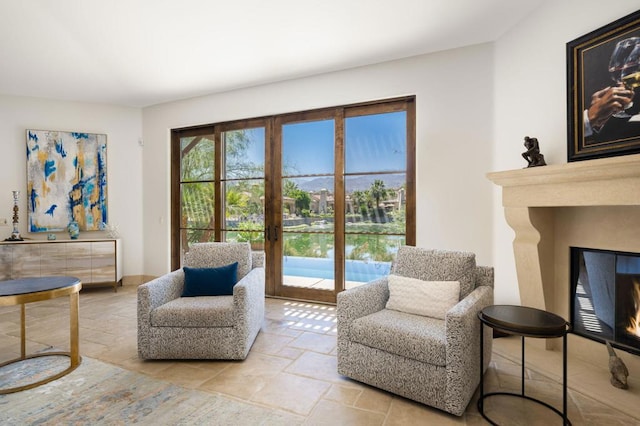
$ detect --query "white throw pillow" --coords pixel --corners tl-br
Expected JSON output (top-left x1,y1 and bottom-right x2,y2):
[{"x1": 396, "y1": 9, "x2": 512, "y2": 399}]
[{"x1": 386, "y1": 274, "x2": 460, "y2": 319}]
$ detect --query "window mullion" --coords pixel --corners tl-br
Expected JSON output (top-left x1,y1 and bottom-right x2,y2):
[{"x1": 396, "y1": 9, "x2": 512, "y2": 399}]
[
  {"x1": 334, "y1": 108, "x2": 345, "y2": 293},
  {"x1": 214, "y1": 127, "x2": 223, "y2": 241}
]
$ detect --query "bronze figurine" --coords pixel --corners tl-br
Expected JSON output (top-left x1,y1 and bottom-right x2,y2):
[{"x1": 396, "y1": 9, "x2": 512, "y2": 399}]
[{"x1": 522, "y1": 136, "x2": 546, "y2": 167}]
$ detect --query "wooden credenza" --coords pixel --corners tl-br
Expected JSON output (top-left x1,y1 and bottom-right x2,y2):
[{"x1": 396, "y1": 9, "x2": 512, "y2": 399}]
[{"x1": 0, "y1": 239, "x2": 123, "y2": 291}]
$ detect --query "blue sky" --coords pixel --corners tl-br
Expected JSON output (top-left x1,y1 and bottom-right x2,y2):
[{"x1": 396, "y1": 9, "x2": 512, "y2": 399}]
[
  {"x1": 345, "y1": 112, "x2": 406, "y2": 174},
  {"x1": 283, "y1": 120, "x2": 334, "y2": 175},
  {"x1": 233, "y1": 111, "x2": 407, "y2": 177}
]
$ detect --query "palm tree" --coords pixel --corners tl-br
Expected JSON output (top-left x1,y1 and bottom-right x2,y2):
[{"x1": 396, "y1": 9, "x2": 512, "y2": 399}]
[
  {"x1": 369, "y1": 179, "x2": 388, "y2": 209},
  {"x1": 351, "y1": 190, "x2": 368, "y2": 217}
]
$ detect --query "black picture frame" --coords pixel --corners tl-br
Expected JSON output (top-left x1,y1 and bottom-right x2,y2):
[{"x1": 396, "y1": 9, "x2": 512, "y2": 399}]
[{"x1": 567, "y1": 10, "x2": 640, "y2": 162}]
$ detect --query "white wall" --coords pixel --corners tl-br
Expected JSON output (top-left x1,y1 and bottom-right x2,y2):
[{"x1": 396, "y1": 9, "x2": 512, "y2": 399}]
[
  {"x1": 0, "y1": 95, "x2": 144, "y2": 277},
  {"x1": 142, "y1": 43, "x2": 495, "y2": 277},
  {"x1": 5, "y1": 2, "x2": 638, "y2": 301},
  {"x1": 493, "y1": 0, "x2": 640, "y2": 303}
]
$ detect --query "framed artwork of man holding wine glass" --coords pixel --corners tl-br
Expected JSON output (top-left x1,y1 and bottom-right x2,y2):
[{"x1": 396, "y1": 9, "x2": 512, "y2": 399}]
[{"x1": 567, "y1": 9, "x2": 640, "y2": 162}]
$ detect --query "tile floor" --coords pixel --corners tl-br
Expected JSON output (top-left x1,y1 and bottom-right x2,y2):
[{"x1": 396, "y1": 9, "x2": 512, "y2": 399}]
[{"x1": 0, "y1": 284, "x2": 639, "y2": 425}]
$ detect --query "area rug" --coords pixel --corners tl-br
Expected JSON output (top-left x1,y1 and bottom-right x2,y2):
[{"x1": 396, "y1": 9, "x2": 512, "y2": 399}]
[{"x1": 0, "y1": 354, "x2": 299, "y2": 425}]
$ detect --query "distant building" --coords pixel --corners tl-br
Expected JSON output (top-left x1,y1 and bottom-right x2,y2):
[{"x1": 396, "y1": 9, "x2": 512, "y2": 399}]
[{"x1": 310, "y1": 189, "x2": 334, "y2": 214}]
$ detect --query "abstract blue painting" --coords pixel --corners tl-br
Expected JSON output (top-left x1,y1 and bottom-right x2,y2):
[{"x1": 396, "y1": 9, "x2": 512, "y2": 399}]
[{"x1": 26, "y1": 130, "x2": 107, "y2": 232}]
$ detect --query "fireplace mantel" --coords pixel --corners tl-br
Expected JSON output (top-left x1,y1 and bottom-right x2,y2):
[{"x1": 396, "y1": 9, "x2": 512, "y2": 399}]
[{"x1": 488, "y1": 153, "x2": 640, "y2": 208}]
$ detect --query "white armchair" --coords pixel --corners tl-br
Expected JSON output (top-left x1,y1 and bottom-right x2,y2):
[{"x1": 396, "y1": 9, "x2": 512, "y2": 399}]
[
  {"x1": 337, "y1": 246, "x2": 494, "y2": 416},
  {"x1": 137, "y1": 242, "x2": 265, "y2": 360}
]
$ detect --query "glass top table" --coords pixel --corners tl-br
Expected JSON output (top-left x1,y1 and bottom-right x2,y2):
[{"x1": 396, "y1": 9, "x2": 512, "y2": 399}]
[
  {"x1": 0, "y1": 276, "x2": 82, "y2": 394},
  {"x1": 0, "y1": 276, "x2": 81, "y2": 298}
]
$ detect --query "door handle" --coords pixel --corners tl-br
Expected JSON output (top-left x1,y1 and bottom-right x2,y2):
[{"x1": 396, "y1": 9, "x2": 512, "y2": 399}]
[
  {"x1": 274, "y1": 225, "x2": 279, "y2": 242},
  {"x1": 265, "y1": 226, "x2": 271, "y2": 242}
]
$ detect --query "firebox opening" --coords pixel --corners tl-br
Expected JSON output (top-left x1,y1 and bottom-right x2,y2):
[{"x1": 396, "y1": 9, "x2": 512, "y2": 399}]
[{"x1": 570, "y1": 247, "x2": 640, "y2": 356}]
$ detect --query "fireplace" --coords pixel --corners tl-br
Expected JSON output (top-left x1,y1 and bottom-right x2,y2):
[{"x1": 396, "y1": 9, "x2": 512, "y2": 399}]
[
  {"x1": 487, "y1": 155, "x2": 640, "y2": 419},
  {"x1": 571, "y1": 247, "x2": 640, "y2": 356}
]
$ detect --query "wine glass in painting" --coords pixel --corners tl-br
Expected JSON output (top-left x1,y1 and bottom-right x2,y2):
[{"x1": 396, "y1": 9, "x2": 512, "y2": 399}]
[
  {"x1": 622, "y1": 43, "x2": 640, "y2": 90},
  {"x1": 608, "y1": 37, "x2": 639, "y2": 118}
]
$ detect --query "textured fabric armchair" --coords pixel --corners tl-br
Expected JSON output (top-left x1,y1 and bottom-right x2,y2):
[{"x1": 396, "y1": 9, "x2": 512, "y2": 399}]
[
  {"x1": 138, "y1": 242, "x2": 265, "y2": 360},
  {"x1": 337, "y1": 246, "x2": 494, "y2": 416}
]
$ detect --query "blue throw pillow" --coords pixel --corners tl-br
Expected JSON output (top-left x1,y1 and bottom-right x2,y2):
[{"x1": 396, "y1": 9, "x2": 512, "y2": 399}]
[{"x1": 181, "y1": 262, "x2": 238, "y2": 297}]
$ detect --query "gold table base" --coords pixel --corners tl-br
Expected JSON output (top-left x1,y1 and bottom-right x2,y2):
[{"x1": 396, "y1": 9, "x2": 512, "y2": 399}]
[{"x1": 0, "y1": 278, "x2": 82, "y2": 394}]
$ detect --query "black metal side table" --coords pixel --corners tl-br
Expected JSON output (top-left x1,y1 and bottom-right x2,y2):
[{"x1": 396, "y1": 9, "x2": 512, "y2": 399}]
[{"x1": 478, "y1": 305, "x2": 570, "y2": 425}]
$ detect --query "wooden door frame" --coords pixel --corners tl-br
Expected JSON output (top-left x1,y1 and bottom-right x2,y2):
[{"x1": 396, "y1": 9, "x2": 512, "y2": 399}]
[
  {"x1": 271, "y1": 108, "x2": 341, "y2": 303},
  {"x1": 170, "y1": 96, "x2": 416, "y2": 304}
]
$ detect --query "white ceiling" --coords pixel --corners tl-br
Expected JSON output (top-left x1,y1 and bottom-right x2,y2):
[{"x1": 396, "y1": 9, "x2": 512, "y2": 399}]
[{"x1": 0, "y1": 0, "x2": 545, "y2": 107}]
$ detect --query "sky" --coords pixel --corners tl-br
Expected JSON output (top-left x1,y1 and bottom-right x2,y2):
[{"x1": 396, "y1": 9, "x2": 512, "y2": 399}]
[{"x1": 225, "y1": 111, "x2": 407, "y2": 179}]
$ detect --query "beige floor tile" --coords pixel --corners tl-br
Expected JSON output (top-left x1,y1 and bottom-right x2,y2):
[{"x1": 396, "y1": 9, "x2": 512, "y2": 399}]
[
  {"x1": 84, "y1": 331, "x2": 131, "y2": 351},
  {"x1": 76, "y1": 339, "x2": 109, "y2": 359},
  {"x1": 305, "y1": 399, "x2": 386, "y2": 425},
  {"x1": 198, "y1": 369, "x2": 269, "y2": 400},
  {"x1": 281, "y1": 302, "x2": 337, "y2": 335},
  {"x1": 354, "y1": 387, "x2": 393, "y2": 414},
  {"x1": 250, "y1": 372, "x2": 331, "y2": 415},
  {"x1": 276, "y1": 346, "x2": 305, "y2": 360},
  {"x1": 288, "y1": 332, "x2": 336, "y2": 354},
  {"x1": 93, "y1": 343, "x2": 137, "y2": 365},
  {"x1": 323, "y1": 384, "x2": 363, "y2": 406},
  {"x1": 285, "y1": 351, "x2": 342, "y2": 383},
  {"x1": 384, "y1": 396, "x2": 465, "y2": 425},
  {"x1": 262, "y1": 318, "x2": 305, "y2": 338},
  {"x1": 198, "y1": 352, "x2": 292, "y2": 399},
  {"x1": 288, "y1": 320, "x2": 336, "y2": 335},
  {"x1": 568, "y1": 388, "x2": 638, "y2": 425},
  {"x1": 0, "y1": 342, "x2": 21, "y2": 360},
  {"x1": 251, "y1": 331, "x2": 296, "y2": 356}
]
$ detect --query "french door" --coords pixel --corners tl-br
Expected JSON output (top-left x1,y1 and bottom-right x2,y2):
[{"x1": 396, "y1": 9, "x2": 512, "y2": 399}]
[
  {"x1": 172, "y1": 97, "x2": 415, "y2": 303},
  {"x1": 269, "y1": 110, "x2": 341, "y2": 302}
]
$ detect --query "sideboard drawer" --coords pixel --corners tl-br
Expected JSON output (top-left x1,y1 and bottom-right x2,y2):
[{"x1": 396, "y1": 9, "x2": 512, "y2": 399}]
[{"x1": 0, "y1": 239, "x2": 122, "y2": 291}]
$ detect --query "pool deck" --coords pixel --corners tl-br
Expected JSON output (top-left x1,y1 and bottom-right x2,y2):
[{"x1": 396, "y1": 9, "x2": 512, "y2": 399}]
[{"x1": 283, "y1": 275, "x2": 365, "y2": 290}]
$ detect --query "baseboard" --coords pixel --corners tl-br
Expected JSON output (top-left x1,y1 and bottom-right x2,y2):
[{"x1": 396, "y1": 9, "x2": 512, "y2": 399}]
[{"x1": 122, "y1": 275, "x2": 157, "y2": 286}]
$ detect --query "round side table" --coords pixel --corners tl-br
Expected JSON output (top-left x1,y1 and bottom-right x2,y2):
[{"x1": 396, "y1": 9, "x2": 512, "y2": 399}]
[
  {"x1": 0, "y1": 276, "x2": 82, "y2": 394},
  {"x1": 478, "y1": 305, "x2": 570, "y2": 425}
]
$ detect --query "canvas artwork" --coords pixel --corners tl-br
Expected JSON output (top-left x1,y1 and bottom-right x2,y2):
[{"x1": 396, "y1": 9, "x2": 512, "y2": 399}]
[
  {"x1": 567, "y1": 10, "x2": 640, "y2": 161},
  {"x1": 26, "y1": 130, "x2": 107, "y2": 232}
]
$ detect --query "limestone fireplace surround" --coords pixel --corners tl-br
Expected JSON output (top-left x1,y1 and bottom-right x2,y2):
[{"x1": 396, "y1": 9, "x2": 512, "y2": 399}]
[{"x1": 488, "y1": 153, "x2": 640, "y2": 379}]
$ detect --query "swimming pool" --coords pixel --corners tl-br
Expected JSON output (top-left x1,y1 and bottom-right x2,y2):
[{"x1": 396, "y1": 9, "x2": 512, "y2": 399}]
[{"x1": 283, "y1": 256, "x2": 391, "y2": 283}]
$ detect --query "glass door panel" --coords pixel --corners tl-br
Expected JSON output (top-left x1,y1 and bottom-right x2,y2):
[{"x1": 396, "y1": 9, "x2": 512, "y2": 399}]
[
  {"x1": 344, "y1": 111, "x2": 407, "y2": 288},
  {"x1": 278, "y1": 118, "x2": 336, "y2": 300},
  {"x1": 222, "y1": 127, "x2": 265, "y2": 250},
  {"x1": 178, "y1": 134, "x2": 215, "y2": 263}
]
